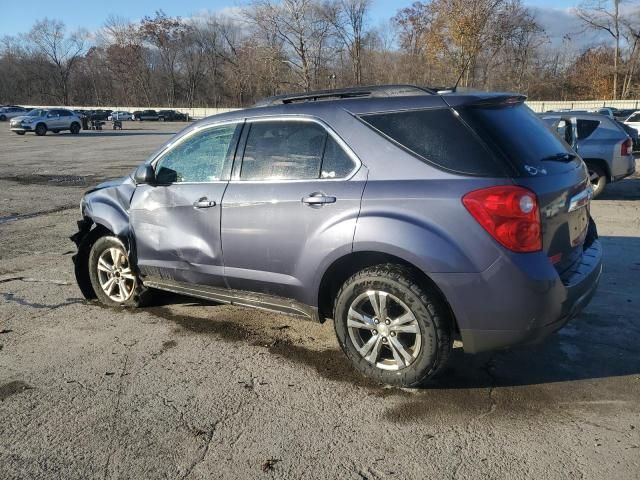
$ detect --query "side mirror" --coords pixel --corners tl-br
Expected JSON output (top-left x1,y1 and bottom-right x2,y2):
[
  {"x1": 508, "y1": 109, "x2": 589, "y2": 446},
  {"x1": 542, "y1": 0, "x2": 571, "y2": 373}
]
[{"x1": 134, "y1": 163, "x2": 156, "y2": 185}]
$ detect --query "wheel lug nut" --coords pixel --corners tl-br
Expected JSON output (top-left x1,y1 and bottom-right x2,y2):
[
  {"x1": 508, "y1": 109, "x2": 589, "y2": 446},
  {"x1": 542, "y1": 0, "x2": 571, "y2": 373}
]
[
  {"x1": 382, "y1": 337, "x2": 388, "y2": 343},
  {"x1": 374, "y1": 319, "x2": 379, "y2": 324},
  {"x1": 390, "y1": 332, "x2": 396, "y2": 337},
  {"x1": 385, "y1": 320, "x2": 390, "y2": 325},
  {"x1": 373, "y1": 330, "x2": 378, "y2": 335}
]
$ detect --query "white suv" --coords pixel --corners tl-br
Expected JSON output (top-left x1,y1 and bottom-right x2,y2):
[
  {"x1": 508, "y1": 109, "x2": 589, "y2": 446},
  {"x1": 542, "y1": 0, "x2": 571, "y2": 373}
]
[{"x1": 10, "y1": 108, "x2": 82, "y2": 136}]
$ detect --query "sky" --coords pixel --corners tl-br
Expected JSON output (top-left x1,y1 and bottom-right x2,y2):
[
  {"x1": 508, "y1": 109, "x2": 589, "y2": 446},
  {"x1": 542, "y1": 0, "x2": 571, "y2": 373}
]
[{"x1": 0, "y1": 0, "x2": 583, "y2": 38}]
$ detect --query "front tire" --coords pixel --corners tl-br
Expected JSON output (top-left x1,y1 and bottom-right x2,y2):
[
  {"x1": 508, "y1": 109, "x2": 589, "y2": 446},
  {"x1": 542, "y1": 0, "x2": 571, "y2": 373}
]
[
  {"x1": 588, "y1": 164, "x2": 607, "y2": 198},
  {"x1": 88, "y1": 236, "x2": 149, "y2": 307},
  {"x1": 15, "y1": 131, "x2": 25, "y2": 135},
  {"x1": 35, "y1": 123, "x2": 47, "y2": 136},
  {"x1": 333, "y1": 264, "x2": 453, "y2": 387},
  {"x1": 70, "y1": 122, "x2": 81, "y2": 134}
]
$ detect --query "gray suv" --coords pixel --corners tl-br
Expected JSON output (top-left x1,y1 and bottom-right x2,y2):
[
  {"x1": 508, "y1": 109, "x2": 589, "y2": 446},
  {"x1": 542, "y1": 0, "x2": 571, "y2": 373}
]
[
  {"x1": 540, "y1": 111, "x2": 636, "y2": 197},
  {"x1": 72, "y1": 86, "x2": 603, "y2": 387},
  {"x1": 10, "y1": 108, "x2": 82, "y2": 136}
]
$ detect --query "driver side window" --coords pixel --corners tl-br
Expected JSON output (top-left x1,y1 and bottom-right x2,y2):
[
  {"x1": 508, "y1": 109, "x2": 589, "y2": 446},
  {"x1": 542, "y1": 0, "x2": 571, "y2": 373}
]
[{"x1": 155, "y1": 124, "x2": 238, "y2": 184}]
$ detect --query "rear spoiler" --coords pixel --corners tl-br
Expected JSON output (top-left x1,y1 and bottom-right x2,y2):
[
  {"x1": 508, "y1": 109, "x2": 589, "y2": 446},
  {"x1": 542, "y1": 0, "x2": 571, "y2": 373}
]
[{"x1": 464, "y1": 95, "x2": 527, "y2": 107}]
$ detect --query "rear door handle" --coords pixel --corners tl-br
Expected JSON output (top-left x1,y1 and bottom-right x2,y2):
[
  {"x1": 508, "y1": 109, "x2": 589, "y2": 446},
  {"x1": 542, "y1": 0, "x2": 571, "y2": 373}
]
[
  {"x1": 193, "y1": 198, "x2": 216, "y2": 209},
  {"x1": 302, "y1": 192, "x2": 336, "y2": 206}
]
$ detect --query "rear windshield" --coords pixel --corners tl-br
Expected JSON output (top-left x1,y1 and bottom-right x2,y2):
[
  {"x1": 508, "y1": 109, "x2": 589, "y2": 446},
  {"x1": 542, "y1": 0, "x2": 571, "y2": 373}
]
[
  {"x1": 359, "y1": 108, "x2": 510, "y2": 176},
  {"x1": 457, "y1": 103, "x2": 578, "y2": 174}
]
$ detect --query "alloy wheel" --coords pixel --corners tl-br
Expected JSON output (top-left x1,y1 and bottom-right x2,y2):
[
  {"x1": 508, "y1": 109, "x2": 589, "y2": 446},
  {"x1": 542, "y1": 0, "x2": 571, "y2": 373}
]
[
  {"x1": 96, "y1": 246, "x2": 136, "y2": 302},
  {"x1": 347, "y1": 290, "x2": 422, "y2": 371}
]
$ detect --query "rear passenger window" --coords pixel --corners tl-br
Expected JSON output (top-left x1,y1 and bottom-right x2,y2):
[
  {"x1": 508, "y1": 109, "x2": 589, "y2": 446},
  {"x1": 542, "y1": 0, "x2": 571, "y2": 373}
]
[
  {"x1": 360, "y1": 108, "x2": 506, "y2": 176},
  {"x1": 321, "y1": 136, "x2": 355, "y2": 178},
  {"x1": 577, "y1": 119, "x2": 600, "y2": 139},
  {"x1": 240, "y1": 121, "x2": 354, "y2": 180}
]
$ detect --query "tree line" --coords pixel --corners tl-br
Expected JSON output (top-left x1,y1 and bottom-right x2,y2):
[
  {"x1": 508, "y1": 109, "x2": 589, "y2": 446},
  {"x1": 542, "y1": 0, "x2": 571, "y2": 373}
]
[{"x1": 1, "y1": 0, "x2": 639, "y2": 108}]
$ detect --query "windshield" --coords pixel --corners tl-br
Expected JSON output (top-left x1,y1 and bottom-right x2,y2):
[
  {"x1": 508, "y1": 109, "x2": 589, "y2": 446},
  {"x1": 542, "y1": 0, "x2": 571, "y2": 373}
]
[
  {"x1": 26, "y1": 109, "x2": 47, "y2": 117},
  {"x1": 458, "y1": 103, "x2": 578, "y2": 175}
]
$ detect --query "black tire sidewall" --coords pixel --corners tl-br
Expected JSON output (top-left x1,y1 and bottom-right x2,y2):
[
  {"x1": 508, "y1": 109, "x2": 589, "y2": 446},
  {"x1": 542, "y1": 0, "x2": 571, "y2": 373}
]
[
  {"x1": 334, "y1": 267, "x2": 447, "y2": 387},
  {"x1": 88, "y1": 236, "x2": 141, "y2": 307},
  {"x1": 35, "y1": 124, "x2": 47, "y2": 136},
  {"x1": 70, "y1": 123, "x2": 80, "y2": 134}
]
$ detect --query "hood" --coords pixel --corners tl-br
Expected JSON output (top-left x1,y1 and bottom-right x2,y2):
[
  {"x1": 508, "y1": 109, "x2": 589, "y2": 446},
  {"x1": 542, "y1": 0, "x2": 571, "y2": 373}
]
[
  {"x1": 85, "y1": 175, "x2": 134, "y2": 195},
  {"x1": 10, "y1": 115, "x2": 32, "y2": 123}
]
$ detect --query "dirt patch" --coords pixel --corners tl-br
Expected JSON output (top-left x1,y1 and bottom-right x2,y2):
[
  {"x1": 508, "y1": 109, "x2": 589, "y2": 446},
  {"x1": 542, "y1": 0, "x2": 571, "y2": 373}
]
[
  {"x1": 0, "y1": 174, "x2": 101, "y2": 187},
  {"x1": 0, "y1": 381, "x2": 32, "y2": 401}
]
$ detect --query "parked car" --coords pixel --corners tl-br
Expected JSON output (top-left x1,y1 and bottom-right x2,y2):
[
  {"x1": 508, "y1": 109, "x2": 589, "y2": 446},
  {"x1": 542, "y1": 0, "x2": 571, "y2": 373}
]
[
  {"x1": 623, "y1": 110, "x2": 640, "y2": 133},
  {"x1": 132, "y1": 110, "x2": 143, "y2": 120},
  {"x1": 0, "y1": 106, "x2": 27, "y2": 121},
  {"x1": 89, "y1": 110, "x2": 110, "y2": 121},
  {"x1": 108, "y1": 111, "x2": 133, "y2": 121},
  {"x1": 10, "y1": 108, "x2": 82, "y2": 136},
  {"x1": 136, "y1": 110, "x2": 160, "y2": 121},
  {"x1": 614, "y1": 108, "x2": 636, "y2": 120},
  {"x1": 72, "y1": 85, "x2": 602, "y2": 387},
  {"x1": 616, "y1": 119, "x2": 640, "y2": 151},
  {"x1": 158, "y1": 109, "x2": 188, "y2": 121},
  {"x1": 540, "y1": 111, "x2": 635, "y2": 197}
]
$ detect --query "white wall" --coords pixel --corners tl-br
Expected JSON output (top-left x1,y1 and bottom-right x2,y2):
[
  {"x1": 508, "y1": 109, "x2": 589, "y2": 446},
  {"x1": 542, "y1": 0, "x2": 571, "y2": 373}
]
[
  {"x1": 24, "y1": 100, "x2": 640, "y2": 117},
  {"x1": 526, "y1": 100, "x2": 640, "y2": 113},
  {"x1": 22, "y1": 106, "x2": 241, "y2": 120}
]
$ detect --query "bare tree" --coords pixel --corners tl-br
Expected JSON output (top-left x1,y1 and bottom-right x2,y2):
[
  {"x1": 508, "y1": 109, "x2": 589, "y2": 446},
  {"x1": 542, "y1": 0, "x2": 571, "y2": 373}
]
[
  {"x1": 576, "y1": 0, "x2": 623, "y2": 99},
  {"x1": 28, "y1": 19, "x2": 86, "y2": 104},
  {"x1": 245, "y1": 0, "x2": 332, "y2": 91},
  {"x1": 324, "y1": 0, "x2": 372, "y2": 84}
]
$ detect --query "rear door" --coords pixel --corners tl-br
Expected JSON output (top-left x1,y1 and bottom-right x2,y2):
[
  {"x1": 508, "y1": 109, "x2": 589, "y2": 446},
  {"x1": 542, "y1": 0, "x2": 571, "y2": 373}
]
[
  {"x1": 129, "y1": 122, "x2": 241, "y2": 287},
  {"x1": 220, "y1": 118, "x2": 366, "y2": 301}
]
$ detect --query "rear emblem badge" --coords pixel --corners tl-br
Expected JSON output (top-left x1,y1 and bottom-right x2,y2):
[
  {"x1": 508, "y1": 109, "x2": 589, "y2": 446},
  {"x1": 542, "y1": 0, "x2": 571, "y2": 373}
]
[{"x1": 524, "y1": 165, "x2": 547, "y2": 176}]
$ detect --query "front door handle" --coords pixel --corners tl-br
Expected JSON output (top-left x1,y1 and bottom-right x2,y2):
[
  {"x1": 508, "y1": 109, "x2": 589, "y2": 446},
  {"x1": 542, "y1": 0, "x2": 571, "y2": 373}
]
[
  {"x1": 302, "y1": 192, "x2": 336, "y2": 206},
  {"x1": 193, "y1": 197, "x2": 216, "y2": 209}
]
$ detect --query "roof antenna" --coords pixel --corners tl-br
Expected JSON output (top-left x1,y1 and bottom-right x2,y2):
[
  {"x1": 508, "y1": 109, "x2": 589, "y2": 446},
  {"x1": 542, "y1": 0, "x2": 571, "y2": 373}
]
[{"x1": 438, "y1": 56, "x2": 474, "y2": 94}]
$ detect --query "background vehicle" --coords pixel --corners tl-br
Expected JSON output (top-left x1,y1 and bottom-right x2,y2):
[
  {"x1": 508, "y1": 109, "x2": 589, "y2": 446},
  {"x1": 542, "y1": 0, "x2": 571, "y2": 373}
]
[
  {"x1": 73, "y1": 86, "x2": 602, "y2": 387},
  {"x1": 135, "y1": 110, "x2": 160, "y2": 121},
  {"x1": 108, "y1": 111, "x2": 133, "y2": 121},
  {"x1": 158, "y1": 109, "x2": 188, "y2": 121},
  {"x1": 540, "y1": 111, "x2": 636, "y2": 197},
  {"x1": 0, "y1": 106, "x2": 27, "y2": 121},
  {"x1": 89, "y1": 110, "x2": 110, "y2": 121},
  {"x1": 623, "y1": 110, "x2": 640, "y2": 134},
  {"x1": 10, "y1": 108, "x2": 82, "y2": 136}
]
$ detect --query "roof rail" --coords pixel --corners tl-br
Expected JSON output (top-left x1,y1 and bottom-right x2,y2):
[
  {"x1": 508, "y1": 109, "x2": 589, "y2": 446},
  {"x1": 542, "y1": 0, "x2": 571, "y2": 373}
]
[{"x1": 253, "y1": 84, "x2": 437, "y2": 107}]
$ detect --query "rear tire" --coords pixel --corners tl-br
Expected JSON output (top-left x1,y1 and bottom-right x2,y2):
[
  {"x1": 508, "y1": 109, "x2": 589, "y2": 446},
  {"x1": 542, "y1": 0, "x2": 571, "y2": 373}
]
[
  {"x1": 0, "y1": 115, "x2": 6, "y2": 121},
  {"x1": 15, "y1": 131, "x2": 25, "y2": 135},
  {"x1": 88, "y1": 236, "x2": 150, "y2": 307},
  {"x1": 333, "y1": 264, "x2": 453, "y2": 387},
  {"x1": 588, "y1": 164, "x2": 607, "y2": 198},
  {"x1": 35, "y1": 123, "x2": 47, "y2": 136}
]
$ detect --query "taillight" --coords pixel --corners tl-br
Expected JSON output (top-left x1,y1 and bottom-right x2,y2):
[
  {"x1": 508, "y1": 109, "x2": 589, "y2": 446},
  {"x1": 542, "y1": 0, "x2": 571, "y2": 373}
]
[
  {"x1": 462, "y1": 186, "x2": 542, "y2": 253},
  {"x1": 621, "y1": 138, "x2": 633, "y2": 156}
]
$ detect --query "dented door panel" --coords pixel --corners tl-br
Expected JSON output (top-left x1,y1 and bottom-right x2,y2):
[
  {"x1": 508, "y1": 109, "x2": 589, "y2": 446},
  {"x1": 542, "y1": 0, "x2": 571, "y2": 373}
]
[{"x1": 130, "y1": 182, "x2": 228, "y2": 287}]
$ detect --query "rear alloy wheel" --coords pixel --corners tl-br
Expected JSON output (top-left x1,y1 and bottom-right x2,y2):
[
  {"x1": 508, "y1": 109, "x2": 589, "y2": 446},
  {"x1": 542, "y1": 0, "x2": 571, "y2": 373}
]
[
  {"x1": 70, "y1": 122, "x2": 81, "y2": 134},
  {"x1": 35, "y1": 123, "x2": 47, "y2": 136},
  {"x1": 334, "y1": 264, "x2": 453, "y2": 387},
  {"x1": 88, "y1": 236, "x2": 149, "y2": 307},
  {"x1": 588, "y1": 165, "x2": 607, "y2": 198}
]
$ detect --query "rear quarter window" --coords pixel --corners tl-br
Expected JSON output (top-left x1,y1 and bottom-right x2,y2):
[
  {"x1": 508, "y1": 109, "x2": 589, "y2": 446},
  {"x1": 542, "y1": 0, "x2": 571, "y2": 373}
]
[
  {"x1": 359, "y1": 108, "x2": 509, "y2": 176},
  {"x1": 577, "y1": 119, "x2": 600, "y2": 139}
]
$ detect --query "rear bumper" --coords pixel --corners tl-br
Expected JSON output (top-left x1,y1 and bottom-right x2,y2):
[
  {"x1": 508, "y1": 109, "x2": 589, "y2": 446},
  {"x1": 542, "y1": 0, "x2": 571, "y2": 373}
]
[
  {"x1": 431, "y1": 237, "x2": 603, "y2": 354},
  {"x1": 611, "y1": 155, "x2": 636, "y2": 181}
]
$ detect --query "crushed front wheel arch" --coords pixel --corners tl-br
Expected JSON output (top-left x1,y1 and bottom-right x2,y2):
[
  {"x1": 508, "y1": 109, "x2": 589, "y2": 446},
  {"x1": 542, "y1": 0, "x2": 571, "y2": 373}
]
[{"x1": 70, "y1": 219, "x2": 109, "y2": 299}]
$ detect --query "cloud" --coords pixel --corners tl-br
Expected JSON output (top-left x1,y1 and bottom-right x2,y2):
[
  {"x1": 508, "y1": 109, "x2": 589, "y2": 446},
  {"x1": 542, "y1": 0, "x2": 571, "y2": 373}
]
[{"x1": 530, "y1": 6, "x2": 611, "y2": 49}]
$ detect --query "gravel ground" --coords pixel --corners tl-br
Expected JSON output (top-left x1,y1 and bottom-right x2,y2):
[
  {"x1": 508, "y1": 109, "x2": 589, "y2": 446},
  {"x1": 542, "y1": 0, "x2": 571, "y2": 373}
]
[{"x1": 0, "y1": 123, "x2": 639, "y2": 479}]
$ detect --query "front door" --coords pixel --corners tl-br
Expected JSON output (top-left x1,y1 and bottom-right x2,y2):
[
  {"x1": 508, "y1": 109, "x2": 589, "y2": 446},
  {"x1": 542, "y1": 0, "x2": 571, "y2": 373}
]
[
  {"x1": 221, "y1": 118, "x2": 366, "y2": 304},
  {"x1": 130, "y1": 123, "x2": 241, "y2": 287}
]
